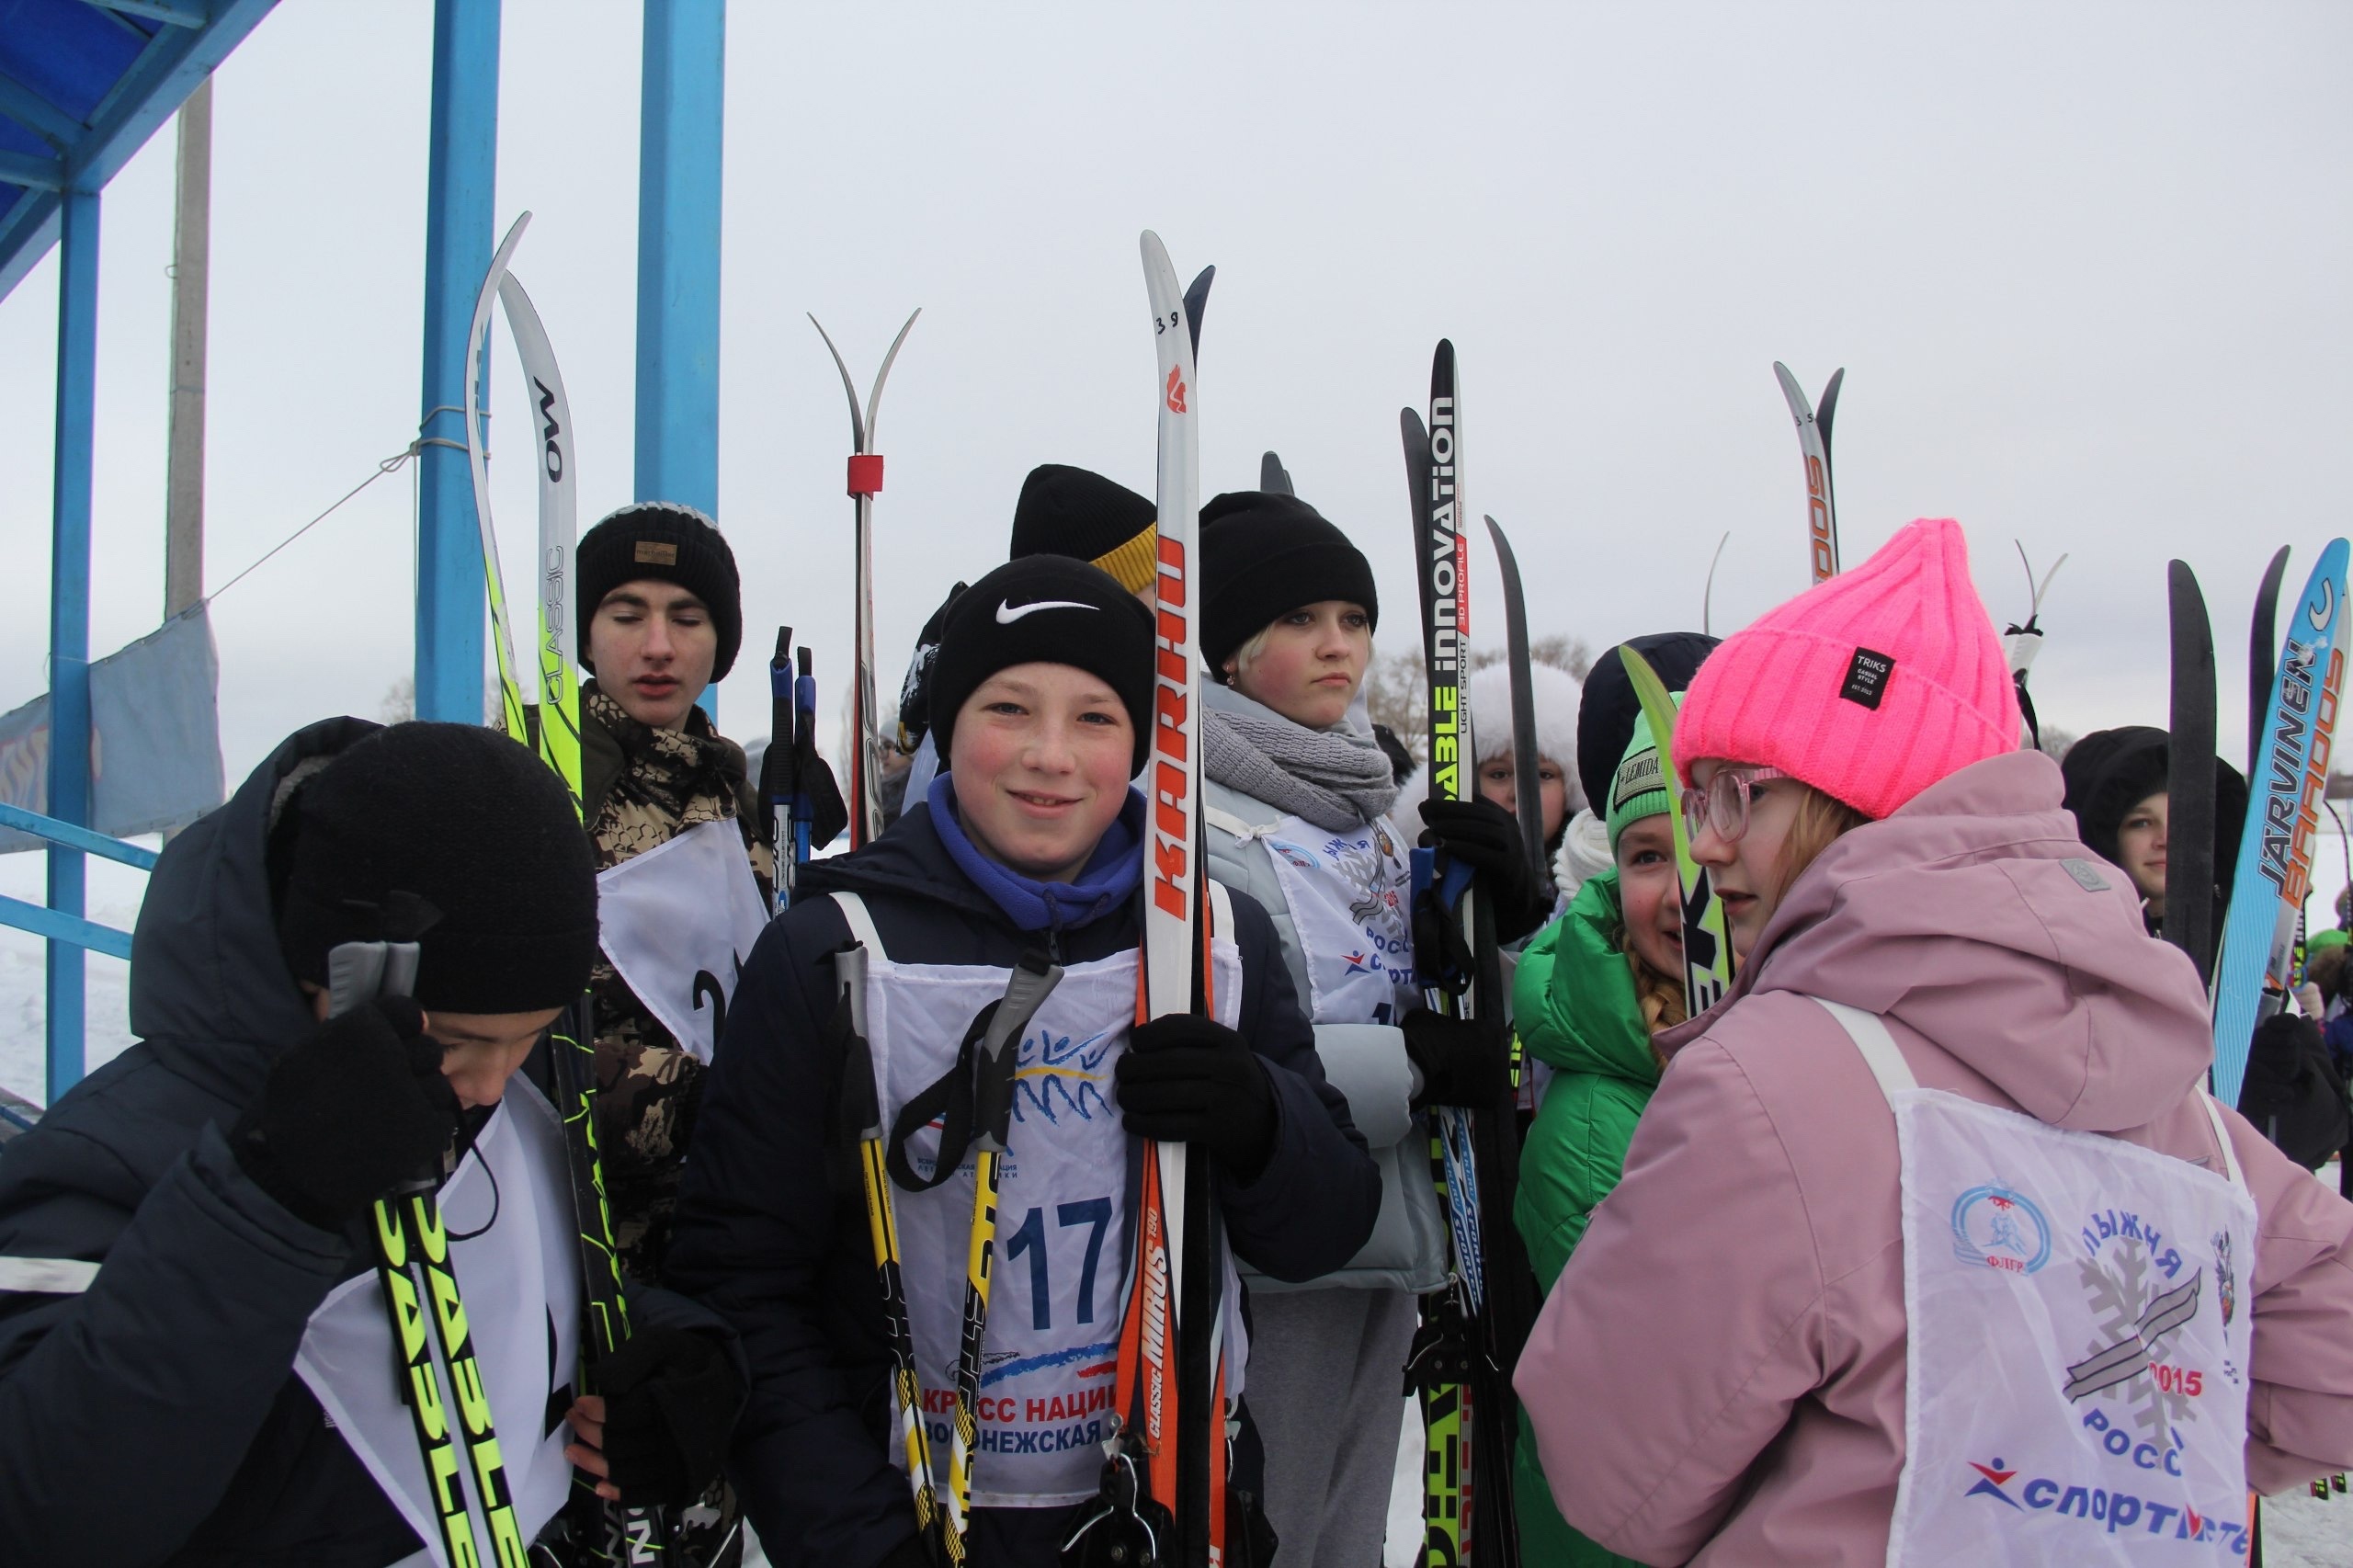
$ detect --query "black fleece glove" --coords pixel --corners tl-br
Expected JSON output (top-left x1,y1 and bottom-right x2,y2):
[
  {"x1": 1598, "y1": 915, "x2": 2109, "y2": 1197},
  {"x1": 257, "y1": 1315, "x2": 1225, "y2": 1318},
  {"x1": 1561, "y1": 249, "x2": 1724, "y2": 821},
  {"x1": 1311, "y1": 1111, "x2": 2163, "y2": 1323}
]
[
  {"x1": 233, "y1": 997, "x2": 456, "y2": 1229},
  {"x1": 1419, "y1": 795, "x2": 1550, "y2": 944},
  {"x1": 594, "y1": 1325, "x2": 745, "y2": 1508},
  {"x1": 1116, "y1": 1016, "x2": 1279, "y2": 1183},
  {"x1": 801, "y1": 753, "x2": 851, "y2": 853},
  {"x1": 1400, "y1": 1007, "x2": 1511, "y2": 1111}
]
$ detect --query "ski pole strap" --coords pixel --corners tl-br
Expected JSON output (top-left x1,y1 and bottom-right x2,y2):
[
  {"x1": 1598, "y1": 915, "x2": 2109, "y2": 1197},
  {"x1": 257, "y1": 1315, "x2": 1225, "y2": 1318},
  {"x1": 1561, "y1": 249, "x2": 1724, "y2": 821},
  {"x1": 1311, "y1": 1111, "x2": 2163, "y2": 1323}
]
[{"x1": 875, "y1": 946, "x2": 1062, "y2": 1193}]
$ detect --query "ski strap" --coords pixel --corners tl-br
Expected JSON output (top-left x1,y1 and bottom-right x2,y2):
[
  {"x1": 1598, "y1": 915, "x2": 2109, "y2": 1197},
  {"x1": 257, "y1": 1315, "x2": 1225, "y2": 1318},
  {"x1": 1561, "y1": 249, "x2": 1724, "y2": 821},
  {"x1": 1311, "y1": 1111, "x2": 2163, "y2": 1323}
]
[{"x1": 829, "y1": 892, "x2": 1064, "y2": 1194}]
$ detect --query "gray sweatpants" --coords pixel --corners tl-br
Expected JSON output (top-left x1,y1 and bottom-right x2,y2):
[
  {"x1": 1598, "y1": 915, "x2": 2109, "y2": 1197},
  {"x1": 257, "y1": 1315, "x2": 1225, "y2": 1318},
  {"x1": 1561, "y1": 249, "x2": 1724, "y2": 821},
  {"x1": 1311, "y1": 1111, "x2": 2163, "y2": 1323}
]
[{"x1": 1245, "y1": 1286, "x2": 1420, "y2": 1568}]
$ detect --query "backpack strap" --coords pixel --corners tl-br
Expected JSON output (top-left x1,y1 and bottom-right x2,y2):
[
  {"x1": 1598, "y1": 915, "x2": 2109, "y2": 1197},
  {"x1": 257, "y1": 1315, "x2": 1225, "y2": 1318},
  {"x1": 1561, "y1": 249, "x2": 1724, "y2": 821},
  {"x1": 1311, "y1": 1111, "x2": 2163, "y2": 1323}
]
[
  {"x1": 2196, "y1": 1091, "x2": 2248, "y2": 1191},
  {"x1": 1811, "y1": 997, "x2": 1920, "y2": 1101},
  {"x1": 829, "y1": 891, "x2": 887, "y2": 960},
  {"x1": 1208, "y1": 879, "x2": 1236, "y2": 943}
]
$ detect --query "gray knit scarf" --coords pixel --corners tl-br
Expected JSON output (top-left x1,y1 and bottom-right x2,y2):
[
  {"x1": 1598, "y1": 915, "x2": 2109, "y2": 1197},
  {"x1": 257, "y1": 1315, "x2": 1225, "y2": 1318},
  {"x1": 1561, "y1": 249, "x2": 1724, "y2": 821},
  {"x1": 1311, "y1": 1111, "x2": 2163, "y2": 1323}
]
[{"x1": 1203, "y1": 686, "x2": 1400, "y2": 832}]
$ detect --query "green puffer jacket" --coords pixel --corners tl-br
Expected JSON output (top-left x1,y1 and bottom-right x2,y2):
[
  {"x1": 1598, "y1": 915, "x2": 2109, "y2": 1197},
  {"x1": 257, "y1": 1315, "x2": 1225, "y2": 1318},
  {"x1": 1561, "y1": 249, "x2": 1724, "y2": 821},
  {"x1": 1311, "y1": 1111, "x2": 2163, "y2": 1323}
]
[{"x1": 1509, "y1": 869, "x2": 1660, "y2": 1567}]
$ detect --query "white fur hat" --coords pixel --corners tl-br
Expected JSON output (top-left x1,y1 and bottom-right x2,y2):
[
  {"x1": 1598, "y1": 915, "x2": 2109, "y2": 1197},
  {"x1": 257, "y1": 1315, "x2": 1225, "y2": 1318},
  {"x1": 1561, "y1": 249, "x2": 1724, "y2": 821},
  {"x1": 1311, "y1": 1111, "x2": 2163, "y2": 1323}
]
[{"x1": 1465, "y1": 663, "x2": 1584, "y2": 812}]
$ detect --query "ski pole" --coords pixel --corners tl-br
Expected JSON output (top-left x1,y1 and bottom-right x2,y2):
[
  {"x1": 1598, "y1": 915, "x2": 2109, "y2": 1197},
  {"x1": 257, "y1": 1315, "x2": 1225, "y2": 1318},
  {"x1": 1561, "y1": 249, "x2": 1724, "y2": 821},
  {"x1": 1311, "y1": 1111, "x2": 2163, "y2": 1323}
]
[
  {"x1": 794, "y1": 645, "x2": 818, "y2": 870},
  {"x1": 765, "y1": 629, "x2": 798, "y2": 913},
  {"x1": 836, "y1": 945, "x2": 948, "y2": 1563},
  {"x1": 944, "y1": 953, "x2": 1064, "y2": 1551}
]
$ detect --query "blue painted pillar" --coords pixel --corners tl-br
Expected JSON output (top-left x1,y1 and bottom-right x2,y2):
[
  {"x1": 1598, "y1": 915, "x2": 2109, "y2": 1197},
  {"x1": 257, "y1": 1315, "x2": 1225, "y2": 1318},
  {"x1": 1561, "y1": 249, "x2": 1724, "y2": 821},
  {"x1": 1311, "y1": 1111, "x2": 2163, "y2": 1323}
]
[
  {"x1": 48, "y1": 189, "x2": 98, "y2": 1099},
  {"x1": 414, "y1": 0, "x2": 500, "y2": 722},
  {"x1": 636, "y1": 0, "x2": 726, "y2": 714}
]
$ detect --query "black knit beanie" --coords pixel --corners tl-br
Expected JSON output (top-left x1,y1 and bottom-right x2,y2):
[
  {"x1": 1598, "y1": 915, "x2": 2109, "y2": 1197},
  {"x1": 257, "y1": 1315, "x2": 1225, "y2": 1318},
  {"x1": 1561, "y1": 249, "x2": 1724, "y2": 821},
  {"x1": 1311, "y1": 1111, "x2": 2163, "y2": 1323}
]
[
  {"x1": 1009, "y1": 465, "x2": 1159, "y2": 597},
  {"x1": 1577, "y1": 631, "x2": 1719, "y2": 816},
  {"x1": 930, "y1": 556, "x2": 1157, "y2": 777},
  {"x1": 576, "y1": 502, "x2": 744, "y2": 680},
  {"x1": 275, "y1": 722, "x2": 600, "y2": 1013},
  {"x1": 1199, "y1": 491, "x2": 1379, "y2": 676}
]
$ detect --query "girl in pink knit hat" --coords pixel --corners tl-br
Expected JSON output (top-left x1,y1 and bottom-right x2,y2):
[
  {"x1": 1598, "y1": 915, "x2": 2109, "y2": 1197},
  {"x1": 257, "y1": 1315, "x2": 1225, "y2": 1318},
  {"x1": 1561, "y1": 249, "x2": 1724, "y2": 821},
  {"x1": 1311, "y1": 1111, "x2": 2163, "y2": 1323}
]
[{"x1": 1514, "y1": 518, "x2": 2353, "y2": 1566}]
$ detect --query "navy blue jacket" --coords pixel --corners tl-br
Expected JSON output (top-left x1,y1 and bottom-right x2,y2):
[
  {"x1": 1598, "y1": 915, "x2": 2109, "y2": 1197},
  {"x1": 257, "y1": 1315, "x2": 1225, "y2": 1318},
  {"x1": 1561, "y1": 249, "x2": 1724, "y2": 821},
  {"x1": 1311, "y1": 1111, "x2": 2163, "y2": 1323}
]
[
  {"x1": 0, "y1": 718, "x2": 725, "y2": 1567},
  {"x1": 667, "y1": 798, "x2": 1381, "y2": 1567}
]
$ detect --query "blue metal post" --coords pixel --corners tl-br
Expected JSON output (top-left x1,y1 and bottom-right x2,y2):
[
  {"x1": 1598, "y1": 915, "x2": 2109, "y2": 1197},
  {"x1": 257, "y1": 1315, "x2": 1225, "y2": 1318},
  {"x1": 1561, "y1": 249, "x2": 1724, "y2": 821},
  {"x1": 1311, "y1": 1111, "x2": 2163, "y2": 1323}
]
[
  {"x1": 47, "y1": 189, "x2": 98, "y2": 1099},
  {"x1": 414, "y1": 0, "x2": 501, "y2": 722},
  {"x1": 636, "y1": 0, "x2": 726, "y2": 715}
]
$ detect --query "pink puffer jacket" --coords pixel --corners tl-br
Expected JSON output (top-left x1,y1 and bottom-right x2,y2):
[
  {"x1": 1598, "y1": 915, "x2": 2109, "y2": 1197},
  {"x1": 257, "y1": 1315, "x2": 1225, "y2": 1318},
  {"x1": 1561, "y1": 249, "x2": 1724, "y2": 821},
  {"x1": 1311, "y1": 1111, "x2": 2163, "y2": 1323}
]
[{"x1": 1514, "y1": 749, "x2": 2353, "y2": 1565}]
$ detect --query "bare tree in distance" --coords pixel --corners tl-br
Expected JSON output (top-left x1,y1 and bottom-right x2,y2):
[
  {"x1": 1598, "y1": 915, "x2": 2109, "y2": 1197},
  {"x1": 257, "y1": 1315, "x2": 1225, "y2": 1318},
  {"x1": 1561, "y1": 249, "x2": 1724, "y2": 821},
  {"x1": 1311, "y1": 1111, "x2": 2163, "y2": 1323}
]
[{"x1": 1366, "y1": 636, "x2": 1591, "y2": 764}]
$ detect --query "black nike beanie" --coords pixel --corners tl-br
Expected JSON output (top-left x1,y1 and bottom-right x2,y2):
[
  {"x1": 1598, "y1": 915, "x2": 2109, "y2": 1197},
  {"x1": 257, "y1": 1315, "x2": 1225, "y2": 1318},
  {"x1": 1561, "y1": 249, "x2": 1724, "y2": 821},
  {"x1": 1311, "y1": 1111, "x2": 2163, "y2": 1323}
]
[
  {"x1": 929, "y1": 556, "x2": 1157, "y2": 777},
  {"x1": 274, "y1": 722, "x2": 600, "y2": 1014}
]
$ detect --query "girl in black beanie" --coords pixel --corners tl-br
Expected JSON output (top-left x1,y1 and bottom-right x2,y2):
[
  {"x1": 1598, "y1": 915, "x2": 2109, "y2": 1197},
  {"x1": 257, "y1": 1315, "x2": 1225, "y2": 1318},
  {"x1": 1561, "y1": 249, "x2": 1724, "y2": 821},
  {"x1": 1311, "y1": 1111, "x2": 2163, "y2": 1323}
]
[{"x1": 1196, "y1": 490, "x2": 1545, "y2": 1568}]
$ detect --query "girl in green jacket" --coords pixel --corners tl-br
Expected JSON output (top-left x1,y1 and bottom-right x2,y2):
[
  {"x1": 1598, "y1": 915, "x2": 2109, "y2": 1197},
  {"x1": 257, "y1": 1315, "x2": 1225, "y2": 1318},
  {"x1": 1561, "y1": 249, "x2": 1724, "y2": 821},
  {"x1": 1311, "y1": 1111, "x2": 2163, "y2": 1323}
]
[{"x1": 1510, "y1": 704, "x2": 1687, "y2": 1565}]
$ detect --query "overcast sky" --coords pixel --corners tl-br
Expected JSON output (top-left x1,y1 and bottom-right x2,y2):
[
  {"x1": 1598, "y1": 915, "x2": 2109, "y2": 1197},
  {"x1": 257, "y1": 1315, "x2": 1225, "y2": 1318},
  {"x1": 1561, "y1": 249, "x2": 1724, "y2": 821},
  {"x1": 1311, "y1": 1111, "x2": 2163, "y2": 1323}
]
[{"x1": 4, "y1": 0, "x2": 2349, "y2": 791}]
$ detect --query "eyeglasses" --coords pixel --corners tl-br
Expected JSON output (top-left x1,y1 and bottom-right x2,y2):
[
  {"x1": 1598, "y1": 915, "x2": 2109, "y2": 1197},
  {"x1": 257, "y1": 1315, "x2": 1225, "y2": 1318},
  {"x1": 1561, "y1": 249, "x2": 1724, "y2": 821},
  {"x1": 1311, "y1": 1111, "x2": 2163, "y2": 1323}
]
[{"x1": 1680, "y1": 767, "x2": 1789, "y2": 844}]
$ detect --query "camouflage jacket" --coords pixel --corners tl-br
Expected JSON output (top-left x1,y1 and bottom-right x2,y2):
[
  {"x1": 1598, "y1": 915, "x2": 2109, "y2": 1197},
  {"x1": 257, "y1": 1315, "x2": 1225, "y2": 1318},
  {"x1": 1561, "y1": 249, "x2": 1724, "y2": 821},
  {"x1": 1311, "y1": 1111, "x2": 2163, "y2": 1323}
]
[{"x1": 583, "y1": 684, "x2": 774, "y2": 1285}]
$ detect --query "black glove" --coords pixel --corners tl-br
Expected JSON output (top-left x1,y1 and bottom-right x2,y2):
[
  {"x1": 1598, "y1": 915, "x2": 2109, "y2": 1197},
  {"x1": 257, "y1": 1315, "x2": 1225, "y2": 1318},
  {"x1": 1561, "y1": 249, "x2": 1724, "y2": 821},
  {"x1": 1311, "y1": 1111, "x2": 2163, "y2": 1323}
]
[
  {"x1": 1400, "y1": 1007, "x2": 1510, "y2": 1111},
  {"x1": 1116, "y1": 1015, "x2": 1279, "y2": 1182},
  {"x1": 894, "y1": 582, "x2": 967, "y2": 751},
  {"x1": 594, "y1": 1325, "x2": 745, "y2": 1508},
  {"x1": 233, "y1": 997, "x2": 456, "y2": 1229},
  {"x1": 1419, "y1": 795, "x2": 1550, "y2": 943},
  {"x1": 801, "y1": 753, "x2": 851, "y2": 852}
]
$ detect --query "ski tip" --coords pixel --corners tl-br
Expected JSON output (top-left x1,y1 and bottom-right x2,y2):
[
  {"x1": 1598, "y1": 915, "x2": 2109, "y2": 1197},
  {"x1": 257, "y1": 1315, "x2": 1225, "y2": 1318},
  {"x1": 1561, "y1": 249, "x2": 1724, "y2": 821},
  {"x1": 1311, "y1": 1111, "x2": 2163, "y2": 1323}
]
[
  {"x1": 1400, "y1": 406, "x2": 1427, "y2": 446},
  {"x1": 774, "y1": 628, "x2": 791, "y2": 661},
  {"x1": 1818, "y1": 368, "x2": 1846, "y2": 432},
  {"x1": 1772, "y1": 359, "x2": 1807, "y2": 408}
]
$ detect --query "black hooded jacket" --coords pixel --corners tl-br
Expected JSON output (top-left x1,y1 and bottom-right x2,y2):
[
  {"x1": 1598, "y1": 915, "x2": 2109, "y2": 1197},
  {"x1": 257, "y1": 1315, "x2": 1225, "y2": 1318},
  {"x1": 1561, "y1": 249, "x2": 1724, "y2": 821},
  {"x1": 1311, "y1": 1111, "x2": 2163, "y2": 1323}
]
[
  {"x1": 2059, "y1": 724, "x2": 2249, "y2": 939},
  {"x1": 665, "y1": 798, "x2": 1381, "y2": 1567},
  {"x1": 0, "y1": 719, "x2": 722, "y2": 1566}
]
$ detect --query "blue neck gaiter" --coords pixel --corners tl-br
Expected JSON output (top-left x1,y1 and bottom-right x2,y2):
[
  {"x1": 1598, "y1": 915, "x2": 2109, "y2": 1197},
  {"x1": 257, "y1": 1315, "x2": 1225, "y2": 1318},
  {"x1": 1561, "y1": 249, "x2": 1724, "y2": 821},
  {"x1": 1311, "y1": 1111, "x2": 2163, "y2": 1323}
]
[{"x1": 927, "y1": 773, "x2": 1146, "y2": 934}]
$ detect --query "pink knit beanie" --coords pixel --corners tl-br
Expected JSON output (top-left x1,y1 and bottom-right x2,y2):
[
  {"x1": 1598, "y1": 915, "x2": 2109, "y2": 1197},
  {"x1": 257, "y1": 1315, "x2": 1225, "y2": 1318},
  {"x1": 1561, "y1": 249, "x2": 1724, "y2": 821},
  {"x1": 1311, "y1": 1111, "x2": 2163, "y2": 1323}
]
[{"x1": 1674, "y1": 518, "x2": 2019, "y2": 819}]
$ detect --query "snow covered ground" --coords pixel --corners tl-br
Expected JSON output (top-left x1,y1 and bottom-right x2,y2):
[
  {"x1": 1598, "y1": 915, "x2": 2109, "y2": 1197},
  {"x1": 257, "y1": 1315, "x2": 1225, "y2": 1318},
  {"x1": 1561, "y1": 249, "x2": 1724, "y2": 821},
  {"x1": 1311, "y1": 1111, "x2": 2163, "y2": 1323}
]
[{"x1": 0, "y1": 846, "x2": 145, "y2": 1111}]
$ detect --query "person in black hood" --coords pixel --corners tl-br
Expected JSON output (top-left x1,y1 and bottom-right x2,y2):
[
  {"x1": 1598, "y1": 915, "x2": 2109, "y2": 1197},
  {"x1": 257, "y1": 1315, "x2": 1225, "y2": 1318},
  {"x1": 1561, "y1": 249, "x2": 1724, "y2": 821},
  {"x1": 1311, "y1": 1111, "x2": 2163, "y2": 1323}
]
[
  {"x1": 0, "y1": 719, "x2": 744, "y2": 1566},
  {"x1": 2059, "y1": 724, "x2": 2249, "y2": 940},
  {"x1": 667, "y1": 556, "x2": 1381, "y2": 1568}
]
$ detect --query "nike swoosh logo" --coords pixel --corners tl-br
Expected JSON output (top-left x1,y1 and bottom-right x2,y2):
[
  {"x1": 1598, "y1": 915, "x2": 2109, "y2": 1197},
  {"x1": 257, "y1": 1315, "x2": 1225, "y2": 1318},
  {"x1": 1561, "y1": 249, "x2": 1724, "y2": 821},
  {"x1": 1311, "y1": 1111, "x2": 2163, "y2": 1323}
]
[{"x1": 995, "y1": 599, "x2": 1097, "y2": 624}]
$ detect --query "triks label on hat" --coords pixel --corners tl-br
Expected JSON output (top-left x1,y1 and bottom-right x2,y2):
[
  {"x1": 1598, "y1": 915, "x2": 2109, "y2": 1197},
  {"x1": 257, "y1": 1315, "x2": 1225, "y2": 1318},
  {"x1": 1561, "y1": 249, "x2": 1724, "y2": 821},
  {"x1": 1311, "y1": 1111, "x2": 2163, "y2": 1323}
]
[
  {"x1": 1840, "y1": 647, "x2": 1895, "y2": 710},
  {"x1": 634, "y1": 541, "x2": 679, "y2": 565}
]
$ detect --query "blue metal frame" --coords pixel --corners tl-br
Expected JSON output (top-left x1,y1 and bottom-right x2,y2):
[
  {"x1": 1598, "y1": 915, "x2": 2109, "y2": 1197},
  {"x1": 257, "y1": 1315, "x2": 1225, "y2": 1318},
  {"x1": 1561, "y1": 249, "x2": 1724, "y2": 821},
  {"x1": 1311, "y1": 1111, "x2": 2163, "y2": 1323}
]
[
  {"x1": 0, "y1": 803, "x2": 161, "y2": 869},
  {"x1": 412, "y1": 0, "x2": 500, "y2": 724},
  {"x1": 47, "y1": 187, "x2": 98, "y2": 1096},
  {"x1": 0, "y1": 0, "x2": 282, "y2": 302},
  {"x1": 635, "y1": 0, "x2": 726, "y2": 715},
  {"x1": 0, "y1": 895, "x2": 132, "y2": 964}
]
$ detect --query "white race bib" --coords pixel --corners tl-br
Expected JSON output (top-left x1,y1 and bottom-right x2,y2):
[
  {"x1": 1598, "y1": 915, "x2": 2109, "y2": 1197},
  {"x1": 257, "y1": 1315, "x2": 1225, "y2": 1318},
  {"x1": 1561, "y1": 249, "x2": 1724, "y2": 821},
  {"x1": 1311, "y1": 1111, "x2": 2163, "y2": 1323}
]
[
  {"x1": 1814, "y1": 1000, "x2": 2257, "y2": 1566},
  {"x1": 1256, "y1": 813, "x2": 1415, "y2": 1027},
  {"x1": 295, "y1": 1080, "x2": 584, "y2": 1568},
  {"x1": 597, "y1": 816, "x2": 770, "y2": 1061},
  {"x1": 835, "y1": 892, "x2": 1245, "y2": 1508}
]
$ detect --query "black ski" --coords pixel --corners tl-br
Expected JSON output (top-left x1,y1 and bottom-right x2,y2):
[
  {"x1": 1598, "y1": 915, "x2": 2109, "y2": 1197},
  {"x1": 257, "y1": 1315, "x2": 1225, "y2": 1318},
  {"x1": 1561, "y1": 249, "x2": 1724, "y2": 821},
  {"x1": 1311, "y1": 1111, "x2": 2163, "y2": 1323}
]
[
  {"x1": 2166, "y1": 561, "x2": 2219, "y2": 983},
  {"x1": 1483, "y1": 516, "x2": 1546, "y2": 890},
  {"x1": 2249, "y1": 545, "x2": 2290, "y2": 778}
]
